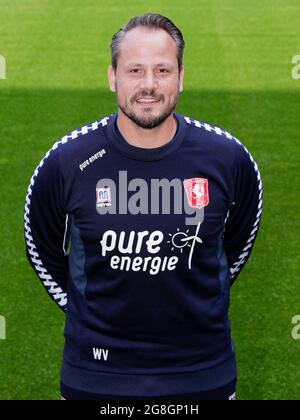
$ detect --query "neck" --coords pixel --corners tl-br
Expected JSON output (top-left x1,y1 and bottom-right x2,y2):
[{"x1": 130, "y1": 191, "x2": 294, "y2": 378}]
[{"x1": 116, "y1": 110, "x2": 177, "y2": 149}]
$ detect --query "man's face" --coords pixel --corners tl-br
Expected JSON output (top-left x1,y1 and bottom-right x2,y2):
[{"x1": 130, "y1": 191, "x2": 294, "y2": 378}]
[{"x1": 108, "y1": 27, "x2": 184, "y2": 129}]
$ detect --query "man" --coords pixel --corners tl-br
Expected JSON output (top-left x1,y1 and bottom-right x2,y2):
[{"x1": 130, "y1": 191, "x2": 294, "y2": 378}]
[{"x1": 24, "y1": 13, "x2": 263, "y2": 400}]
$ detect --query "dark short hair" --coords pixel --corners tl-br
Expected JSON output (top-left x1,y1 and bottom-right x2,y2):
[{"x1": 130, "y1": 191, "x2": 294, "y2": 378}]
[{"x1": 110, "y1": 13, "x2": 185, "y2": 72}]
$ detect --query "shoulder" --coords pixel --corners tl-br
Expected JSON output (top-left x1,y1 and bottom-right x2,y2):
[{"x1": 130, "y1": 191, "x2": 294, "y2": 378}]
[
  {"x1": 183, "y1": 114, "x2": 241, "y2": 149},
  {"x1": 35, "y1": 115, "x2": 113, "y2": 174},
  {"x1": 54, "y1": 115, "x2": 112, "y2": 155},
  {"x1": 182, "y1": 113, "x2": 257, "y2": 165}
]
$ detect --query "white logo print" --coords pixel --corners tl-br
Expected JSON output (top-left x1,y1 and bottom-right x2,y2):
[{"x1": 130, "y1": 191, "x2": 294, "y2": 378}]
[
  {"x1": 97, "y1": 173, "x2": 207, "y2": 274},
  {"x1": 167, "y1": 223, "x2": 203, "y2": 269},
  {"x1": 99, "y1": 223, "x2": 203, "y2": 276},
  {"x1": 79, "y1": 148, "x2": 106, "y2": 172}
]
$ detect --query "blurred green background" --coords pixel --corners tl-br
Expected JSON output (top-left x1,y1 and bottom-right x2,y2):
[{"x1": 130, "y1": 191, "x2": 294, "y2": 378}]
[{"x1": 0, "y1": 0, "x2": 299, "y2": 400}]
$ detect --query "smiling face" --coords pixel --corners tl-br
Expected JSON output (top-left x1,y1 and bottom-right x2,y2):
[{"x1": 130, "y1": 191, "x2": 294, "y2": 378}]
[{"x1": 108, "y1": 27, "x2": 184, "y2": 129}]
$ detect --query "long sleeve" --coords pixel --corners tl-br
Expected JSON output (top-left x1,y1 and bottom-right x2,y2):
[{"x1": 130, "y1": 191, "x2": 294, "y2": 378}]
[
  {"x1": 24, "y1": 145, "x2": 69, "y2": 311},
  {"x1": 223, "y1": 141, "x2": 263, "y2": 286}
]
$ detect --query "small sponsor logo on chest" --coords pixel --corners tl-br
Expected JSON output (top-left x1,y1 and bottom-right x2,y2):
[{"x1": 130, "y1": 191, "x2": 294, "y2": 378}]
[
  {"x1": 79, "y1": 148, "x2": 106, "y2": 172},
  {"x1": 96, "y1": 186, "x2": 112, "y2": 208}
]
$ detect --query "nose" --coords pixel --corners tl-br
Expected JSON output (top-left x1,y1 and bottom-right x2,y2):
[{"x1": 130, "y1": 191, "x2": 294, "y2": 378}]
[{"x1": 140, "y1": 70, "x2": 158, "y2": 91}]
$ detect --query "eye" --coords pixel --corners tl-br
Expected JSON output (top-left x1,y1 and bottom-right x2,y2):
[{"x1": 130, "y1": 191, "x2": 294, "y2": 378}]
[
  {"x1": 130, "y1": 69, "x2": 141, "y2": 74},
  {"x1": 159, "y1": 68, "x2": 169, "y2": 73}
]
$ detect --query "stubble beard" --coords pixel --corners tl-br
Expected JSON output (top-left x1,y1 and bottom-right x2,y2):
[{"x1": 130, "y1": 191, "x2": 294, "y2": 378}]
[{"x1": 115, "y1": 85, "x2": 179, "y2": 129}]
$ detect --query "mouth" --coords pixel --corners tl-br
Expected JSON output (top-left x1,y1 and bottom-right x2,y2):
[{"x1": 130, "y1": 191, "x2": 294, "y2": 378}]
[{"x1": 135, "y1": 98, "x2": 161, "y2": 105}]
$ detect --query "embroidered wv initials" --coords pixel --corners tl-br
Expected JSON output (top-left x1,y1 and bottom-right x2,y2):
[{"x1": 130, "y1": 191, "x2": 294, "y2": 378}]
[{"x1": 93, "y1": 347, "x2": 109, "y2": 361}]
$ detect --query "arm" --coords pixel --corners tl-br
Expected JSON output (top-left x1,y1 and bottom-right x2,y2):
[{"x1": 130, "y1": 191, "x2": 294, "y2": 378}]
[
  {"x1": 223, "y1": 141, "x2": 263, "y2": 286},
  {"x1": 24, "y1": 146, "x2": 69, "y2": 311}
]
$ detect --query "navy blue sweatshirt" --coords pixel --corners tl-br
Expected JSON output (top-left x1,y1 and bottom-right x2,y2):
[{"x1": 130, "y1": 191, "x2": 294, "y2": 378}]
[{"x1": 24, "y1": 112, "x2": 263, "y2": 397}]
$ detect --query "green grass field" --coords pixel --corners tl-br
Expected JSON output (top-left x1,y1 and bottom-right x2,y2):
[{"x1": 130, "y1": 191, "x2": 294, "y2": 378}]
[{"x1": 0, "y1": 0, "x2": 300, "y2": 400}]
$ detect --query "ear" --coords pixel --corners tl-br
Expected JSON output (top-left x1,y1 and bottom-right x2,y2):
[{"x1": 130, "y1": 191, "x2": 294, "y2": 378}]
[
  {"x1": 108, "y1": 65, "x2": 116, "y2": 93},
  {"x1": 179, "y1": 65, "x2": 184, "y2": 92}
]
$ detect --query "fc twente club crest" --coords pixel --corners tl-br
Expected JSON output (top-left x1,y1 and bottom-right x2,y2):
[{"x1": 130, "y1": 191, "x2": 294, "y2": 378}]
[{"x1": 183, "y1": 178, "x2": 209, "y2": 209}]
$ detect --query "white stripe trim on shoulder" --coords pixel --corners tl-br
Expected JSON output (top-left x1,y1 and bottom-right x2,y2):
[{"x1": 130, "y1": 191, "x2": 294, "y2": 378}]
[
  {"x1": 184, "y1": 116, "x2": 263, "y2": 280},
  {"x1": 184, "y1": 115, "x2": 235, "y2": 139},
  {"x1": 24, "y1": 116, "x2": 111, "y2": 310}
]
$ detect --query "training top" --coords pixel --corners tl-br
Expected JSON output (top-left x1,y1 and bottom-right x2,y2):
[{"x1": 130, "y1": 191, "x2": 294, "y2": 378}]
[{"x1": 24, "y1": 111, "x2": 263, "y2": 397}]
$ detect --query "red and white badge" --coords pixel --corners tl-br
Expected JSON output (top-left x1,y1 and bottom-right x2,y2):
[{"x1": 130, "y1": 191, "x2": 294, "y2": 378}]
[{"x1": 183, "y1": 178, "x2": 209, "y2": 209}]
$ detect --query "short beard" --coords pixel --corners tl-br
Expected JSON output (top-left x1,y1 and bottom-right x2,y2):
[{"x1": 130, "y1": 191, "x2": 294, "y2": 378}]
[{"x1": 116, "y1": 89, "x2": 179, "y2": 129}]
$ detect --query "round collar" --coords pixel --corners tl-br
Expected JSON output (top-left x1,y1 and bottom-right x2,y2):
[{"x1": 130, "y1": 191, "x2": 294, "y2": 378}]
[{"x1": 104, "y1": 112, "x2": 188, "y2": 161}]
